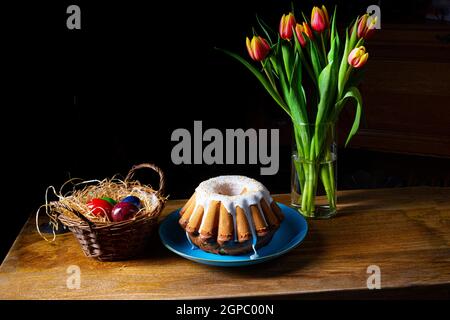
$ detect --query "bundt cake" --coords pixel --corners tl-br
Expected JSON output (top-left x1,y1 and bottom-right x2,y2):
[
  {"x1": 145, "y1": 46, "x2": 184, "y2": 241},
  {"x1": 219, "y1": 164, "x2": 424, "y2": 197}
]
[{"x1": 179, "y1": 176, "x2": 284, "y2": 257}]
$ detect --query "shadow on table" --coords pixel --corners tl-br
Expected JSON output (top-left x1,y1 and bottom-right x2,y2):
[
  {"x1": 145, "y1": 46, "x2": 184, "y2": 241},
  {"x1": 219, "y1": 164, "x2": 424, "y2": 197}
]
[
  {"x1": 209, "y1": 225, "x2": 325, "y2": 278},
  {"x1": 135, "y1": 232, "x2": 176, "y2": 261},
  {"x1": 334, "y1": 187, "x2": 442, "y2": 217}
]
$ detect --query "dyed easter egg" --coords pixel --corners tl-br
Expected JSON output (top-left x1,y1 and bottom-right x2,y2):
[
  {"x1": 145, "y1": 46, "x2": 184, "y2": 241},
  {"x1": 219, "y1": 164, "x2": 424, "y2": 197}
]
[
  {"x1": 111, "y1": 202, "x2": 139, "y2": 222},
  {"x1": 100, "y1": 197, "x2": 117, "y2": 206},
  {"x1": 87, "y1": 198, "x2": 113, "y2": 217},
  {"x1": 121, "y1": 195, "x2": 142, "y2": 209}
]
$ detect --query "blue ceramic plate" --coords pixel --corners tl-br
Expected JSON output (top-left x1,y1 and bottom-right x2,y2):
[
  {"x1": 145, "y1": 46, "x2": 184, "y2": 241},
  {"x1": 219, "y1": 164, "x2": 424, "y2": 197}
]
[{"x1": 158, "y1": 203, "x2": 308, "y2": 266}]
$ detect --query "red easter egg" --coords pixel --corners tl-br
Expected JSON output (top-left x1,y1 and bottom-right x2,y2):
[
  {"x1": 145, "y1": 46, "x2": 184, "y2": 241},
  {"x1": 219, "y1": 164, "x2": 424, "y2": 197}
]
[
  {"x1": 87, "y1": 198, "x2": 113, "y2": 217},
  {"x1": 111, "y1": 202, "x2": 139, "y2": 222}
]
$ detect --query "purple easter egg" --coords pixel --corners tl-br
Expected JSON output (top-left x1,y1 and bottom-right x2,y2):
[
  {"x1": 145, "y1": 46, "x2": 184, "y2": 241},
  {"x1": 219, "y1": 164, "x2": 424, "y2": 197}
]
[{"x1": 110, "y1": 202, "x2": 139, "y2": 222}]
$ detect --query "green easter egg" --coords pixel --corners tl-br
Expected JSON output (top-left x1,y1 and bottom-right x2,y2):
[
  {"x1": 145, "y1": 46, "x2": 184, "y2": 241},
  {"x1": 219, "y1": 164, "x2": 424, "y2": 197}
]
[{"x1": 101, "y1": 197, "x2": 117, "y2": 206}]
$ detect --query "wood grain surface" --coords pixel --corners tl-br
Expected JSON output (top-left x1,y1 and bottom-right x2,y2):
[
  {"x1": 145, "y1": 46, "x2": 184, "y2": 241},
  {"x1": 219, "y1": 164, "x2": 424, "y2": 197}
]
[{"x1": 0, "y1": 187, "x2": 449, "y2": 299}]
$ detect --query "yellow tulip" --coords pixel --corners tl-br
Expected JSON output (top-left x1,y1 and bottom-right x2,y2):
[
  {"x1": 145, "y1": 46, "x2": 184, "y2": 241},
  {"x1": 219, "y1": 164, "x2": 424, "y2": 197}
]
[{"x1": 348, "y1": 46, "x2": 369, "y2": 68}]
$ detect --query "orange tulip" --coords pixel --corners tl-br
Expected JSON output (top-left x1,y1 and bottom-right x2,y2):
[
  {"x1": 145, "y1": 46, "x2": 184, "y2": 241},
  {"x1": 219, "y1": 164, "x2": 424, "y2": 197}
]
[
  {"x1": 294, "y1": 24, "x2": 307, "y2": 47},
  {"x1": 279, "y1": 12, "x2": 296, "y2": 40},
  {"x1": 246, "y1": 36, "x2": 271, "y2": 62},
  {"x1": 348, "y1": 46, "x2": 369, "y2": 68},
  {"x1": 357, "y1": 14, "x2": 377, "y2": 39},
  {"x1": 311, "y1": 5, "x2": 329, "y2": 33},
  {"x1": 302, "y1": 22, "x2": 314, "y2": 39}
]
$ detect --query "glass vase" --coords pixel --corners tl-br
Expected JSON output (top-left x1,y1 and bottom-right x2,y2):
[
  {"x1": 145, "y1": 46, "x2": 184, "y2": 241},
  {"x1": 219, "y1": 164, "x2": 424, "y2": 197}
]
[{"x1": 291, "y1": 123, "x2": 337, "y2": 219}]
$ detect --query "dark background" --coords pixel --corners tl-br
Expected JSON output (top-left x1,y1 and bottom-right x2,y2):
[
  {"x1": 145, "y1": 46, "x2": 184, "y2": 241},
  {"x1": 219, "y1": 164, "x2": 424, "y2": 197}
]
[{"x1": 2, "y1": 0, "x2": 450, "y2": 260}]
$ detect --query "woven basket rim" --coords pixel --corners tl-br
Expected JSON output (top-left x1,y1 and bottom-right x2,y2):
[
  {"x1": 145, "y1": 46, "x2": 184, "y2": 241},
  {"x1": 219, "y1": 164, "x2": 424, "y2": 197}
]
[
  {"x1": 54, "y1": 163, "x2": 167, "y2": 231},
  {"x1": 58, "y1": 200, "x2": 165, "y2": 230}
]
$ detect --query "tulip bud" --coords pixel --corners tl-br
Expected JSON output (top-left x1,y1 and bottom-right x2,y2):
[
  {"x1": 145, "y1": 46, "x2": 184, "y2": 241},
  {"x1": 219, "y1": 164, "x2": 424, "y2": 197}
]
[
  {"x1": 279, "y1": 12, "x2": 296, "y2": 40},
  {"x1": 357, "y1": 14, "x2": 368, "y2": 39},
  {"x1": 348, "y1": 46, "x2": 369, "y2": 68},
  {"x1": 357, "y1": 14, "x2": 377, "y2": 39},
  {"x1": 294, "y1": 24, "x2": 307, "y2": 47},
  {"x1": 246, "y1": 36, "x2": 271, "y2": 62},
  {"x1": 302, "y1": 22, "x2": 314, "y2": 39},
  {"x1": 311, "y1": 5, "x2": 329, "y2": 33},
  {"x1": 365, "y1": 16, "x2": 377, "y2": 39},
  {"x1": 322, "y1": 5, "x2": 330, "y2": 26}
]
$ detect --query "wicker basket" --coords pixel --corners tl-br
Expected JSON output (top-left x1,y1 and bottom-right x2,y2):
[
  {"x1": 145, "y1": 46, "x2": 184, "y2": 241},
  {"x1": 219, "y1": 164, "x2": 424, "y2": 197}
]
[{"x1": 57, "y1": 163, "x2": 166, "y2": 261}]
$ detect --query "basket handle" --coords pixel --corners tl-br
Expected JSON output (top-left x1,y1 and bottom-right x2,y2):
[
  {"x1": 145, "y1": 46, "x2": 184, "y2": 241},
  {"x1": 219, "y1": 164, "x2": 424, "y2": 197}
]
[{"x1": 125, "y1": 163, "x2": 166, "y2": 195}]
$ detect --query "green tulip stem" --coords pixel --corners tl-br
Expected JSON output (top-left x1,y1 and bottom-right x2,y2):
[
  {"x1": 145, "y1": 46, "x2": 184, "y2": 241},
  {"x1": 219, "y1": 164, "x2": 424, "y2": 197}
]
[
  {"x1": 339, "y1": 66, "x2": 353, "y2": 99},
  {"x1": 295, "y1": 124, "x2": 336, "y2": 216},
  {"x1": 261, "y1": 61, "x2": 279, "y2": 94}
]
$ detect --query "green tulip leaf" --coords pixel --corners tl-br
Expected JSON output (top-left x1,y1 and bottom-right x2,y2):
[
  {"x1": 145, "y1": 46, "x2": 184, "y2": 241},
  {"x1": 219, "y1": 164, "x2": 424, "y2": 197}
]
[
  {"x1": 269, "y1": 56, "x2": 279, "y2": 76},
  {"x1": 348, "y1": 17, "x2": 359, "y2": 52},
  {"x1": 309, "y1": 42, "x2": 321, "y2": 79},
  {"x1": 288, "y1": 85, "x2": 310, "y2": 157},
  {"x1": 290, "y1": 52, "x2": 300, "y2": 87},
  {"x1": 301, "y1": 11, "x2": 310, "y2": 24},
  {"x1": 217, "y1": 48, "x2": 290, "y2": 116},
  {"x1": 256, "y1": 14, "x2": 276, "y2": 45},
  {"x1": 336, "y1": 86, "x2": 362, "y2": 146},
  {"x1": 331, "y1": 6, "x2": 340, "y2": 51},
  {"x1": 328, "y1": 7, "x2": 339, "y2": 64},
  {"x1": 338, "y1": 18, "x2": 359, "y2": 98},
  {"x1": 314, "y1": 55, "x2": 338, "y2": 156},
  {"x1": 275, "y1": 44, "x2": 291, "y2": 101},
  {"x1": 337, "y1": 29, "x2": 349, "y2": 97},
  {"x1": 282, "y1": 43, "x2": 294, "y2": 84}
]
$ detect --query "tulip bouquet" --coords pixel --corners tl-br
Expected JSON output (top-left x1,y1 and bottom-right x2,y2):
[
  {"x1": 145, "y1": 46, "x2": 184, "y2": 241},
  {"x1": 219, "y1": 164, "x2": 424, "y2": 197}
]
[{"x1": 221, "y1": 5, "x2": 377, "y2": 218}]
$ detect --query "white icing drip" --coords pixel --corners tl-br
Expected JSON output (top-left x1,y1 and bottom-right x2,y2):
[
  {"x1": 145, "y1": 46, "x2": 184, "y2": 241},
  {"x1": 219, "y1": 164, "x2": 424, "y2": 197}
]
[
  {"x1": 197, "y1": 201, "x2": 210, "y2": 231},
  {"x1": 186, "y1": 231, "x2": 197, "y2": 250},
  {"x1": 188, "y1": 176, "x2": 272, "y2": 259},
  {"x1": 250, "y1": 247, "x2": 259, "y2": 260}
]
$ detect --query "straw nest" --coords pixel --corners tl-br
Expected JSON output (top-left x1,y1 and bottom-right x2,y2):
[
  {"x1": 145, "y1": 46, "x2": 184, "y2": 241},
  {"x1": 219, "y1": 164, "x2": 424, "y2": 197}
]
[{"x1": 37, "y1": 163, "x2": 167, "y2": 241}]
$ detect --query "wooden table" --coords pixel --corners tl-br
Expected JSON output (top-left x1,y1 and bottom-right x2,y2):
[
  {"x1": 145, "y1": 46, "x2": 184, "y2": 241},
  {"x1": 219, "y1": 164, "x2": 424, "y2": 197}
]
[{"x1": 1, "y1": 187, "x2": 449, "y2": 299}]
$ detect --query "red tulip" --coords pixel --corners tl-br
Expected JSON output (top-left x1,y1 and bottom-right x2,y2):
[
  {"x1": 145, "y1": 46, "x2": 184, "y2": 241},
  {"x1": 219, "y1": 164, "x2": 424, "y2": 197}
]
[
  {"x1": 311, "y1": 5, "x2": 329, "y2": 33},
  {"x1": 348, "y1": 46, "x2": 369, "y2": 68},
  {"x1": 279, "y1": 12, "x2": 296, "y2": 40},
  {"x1": 357, "y1": 14, "x2": 377, "y2": 39},
  {"x1": 294, "y1": 24, "x2": 307, "y2": 47},
  {"x1": 246, "y1": 35, "x2": 271, "y2": 62}
]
